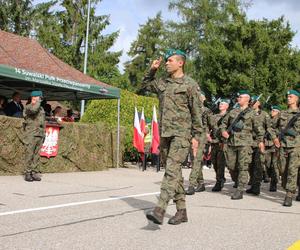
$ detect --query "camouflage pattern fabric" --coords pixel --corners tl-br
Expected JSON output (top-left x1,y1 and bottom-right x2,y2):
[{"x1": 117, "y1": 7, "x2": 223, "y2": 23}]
[
  {"x1": 158, "y1": 136, "x2": 190, "y2": 210},
  {"x1": 211, "y1": 143, "x2": 226, "y2": 183},
  {"x1": 275, "y1": 108, "x2": 300, "y2": 193},
  {"x1": 143, "y1": 70, "x2": 204, "y2": 210},
  {"x1": 23, "y1": 100, "x2": 45, "y2": 173},
  {"x1": 220, "y1": 108, "x2": 264, "y2": 191}
]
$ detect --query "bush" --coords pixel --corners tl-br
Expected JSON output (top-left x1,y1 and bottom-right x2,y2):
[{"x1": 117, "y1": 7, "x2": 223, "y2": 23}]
[{"x1": 81, "y1": 90, "x2": 158, "y2": 161}]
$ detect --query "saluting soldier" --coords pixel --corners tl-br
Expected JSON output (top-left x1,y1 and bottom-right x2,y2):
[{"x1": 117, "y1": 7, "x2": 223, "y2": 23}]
[
  {"x1": 23, "y1": 90, "x2": 45, "y2": 182},
  {"x1": 143, "y1": 49, "x2": 204, "y2": 225},
  {"x1": 273, "y1": 90, "x2": 300, "y2": 206},
  {"x1": 220, "y1": 90, "x2": 265, "y2": 200},
  {"x1": 210, "y1": 99, "x2": 230, "y2": 192}
]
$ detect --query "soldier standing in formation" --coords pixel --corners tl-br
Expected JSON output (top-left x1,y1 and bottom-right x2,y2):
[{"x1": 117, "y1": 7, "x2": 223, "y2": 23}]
[
  {"x1": 143, "y1": 49, "x2": 204, "y2": 225},
  {"x1": 273, "y1": 90, "x2": 300, "y2": 206},
  {"x1": 220, "y1": 90, "x2": 265, "y2": 200},
  {"x1": 23, "y1": 90, "x2": 45, "y2": 182},
  {"x1": 185, "y1": 92, "x2": 213, "y2": 195},
  {"x1": 264, "y1": 105, "x2": 281, "y2": 192},
  {"x1": 210, "y1": 99, "x2": 230, "y2": 192},
  {"x1": 247, "y1": 96, "x2": 271, "y2": 196}
]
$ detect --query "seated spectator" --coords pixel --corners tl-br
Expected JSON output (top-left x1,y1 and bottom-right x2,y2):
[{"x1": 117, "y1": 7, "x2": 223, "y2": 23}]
[
  {"x1": 52, "y1": 106, "x2": 63, "y2": 121},
  {"x1": 0, "y1": 95, "x2": 7, "y2": 115},
  {"x1": 62, "y1": 109, "x2": 75, "y2": 122},
  {"x1": 5, "y1": 92, "x2": 24, "y2": 117}
]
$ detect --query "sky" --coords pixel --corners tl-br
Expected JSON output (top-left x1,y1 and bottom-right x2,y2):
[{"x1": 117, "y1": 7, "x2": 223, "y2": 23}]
[{"x1": 34, "y1": 0, "x2": 300, "y2": 72}]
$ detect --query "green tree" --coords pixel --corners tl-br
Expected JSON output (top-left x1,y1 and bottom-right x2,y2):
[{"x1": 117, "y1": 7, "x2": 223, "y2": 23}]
[
  {"x1": 124, "y1": 12, "x2": 167, "y2": 92},
  {"x1": 35, "y1": 0, "x2": 122, "y2": 83},
  {"x1": 0, "y1": 0, "x2": 56, "y2": 36}
]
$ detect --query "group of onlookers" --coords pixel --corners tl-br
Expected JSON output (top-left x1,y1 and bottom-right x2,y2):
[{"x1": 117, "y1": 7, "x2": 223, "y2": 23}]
[{"x1": 0, "y1": 92, "x2": 75, "y2": 122}]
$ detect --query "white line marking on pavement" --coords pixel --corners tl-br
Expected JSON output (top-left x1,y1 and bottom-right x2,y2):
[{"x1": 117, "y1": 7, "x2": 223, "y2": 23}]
[
  {"x1": 0, "y1": 192, "x2": 160, "y2": 217},
  {"x1": 0, "y1": 182, "x2": 233, "y2": 217}
]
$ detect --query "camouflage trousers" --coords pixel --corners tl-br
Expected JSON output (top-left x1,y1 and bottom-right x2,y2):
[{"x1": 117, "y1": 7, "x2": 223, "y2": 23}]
[
  {"x1": 211, "y1": 143, "x2": 226, "y2": 183},
  {"x1": 263, "y1": 146, "x2": 280, "y2": 183},
  {"x1": 188, "y1": 141, "x2": 205, "y2": 187},
  {"x1": 279, "y1": 147, "x2": 300, "y2": 193},
  {"x1": 248, "y1": 147, "x2": 263, "y2": 187},
  {"x1": 224, "y1": 145, "x2": 252, "y2": 191},
  {"x1": 24, "y1": 135, "x2": 44, "y2": 173},
  {"x1": 157, "y1": 136, "x2": 190, "y2": 211}
]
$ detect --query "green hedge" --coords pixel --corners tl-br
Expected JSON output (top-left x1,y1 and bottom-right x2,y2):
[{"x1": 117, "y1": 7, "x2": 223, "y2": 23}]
[{"x1": 81, "y1": 90, "x2": 158, "y2": 160}]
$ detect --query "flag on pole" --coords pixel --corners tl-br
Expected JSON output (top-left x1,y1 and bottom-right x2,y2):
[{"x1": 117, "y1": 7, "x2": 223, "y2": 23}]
[
  {"x1": 140, "y1": 108, "x2": 146, "y2": 136},
  {"x1": 133, "y1": 107, "x2": 144, "y2": 153},
  {"x1": 150, "y1": 105, "x2": 160, "y2": 154}
]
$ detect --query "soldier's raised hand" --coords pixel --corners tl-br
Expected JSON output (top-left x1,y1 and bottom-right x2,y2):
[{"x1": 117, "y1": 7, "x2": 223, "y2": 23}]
[{"x1": 151, "y1": 57, "x2": 163, "y2": 70}]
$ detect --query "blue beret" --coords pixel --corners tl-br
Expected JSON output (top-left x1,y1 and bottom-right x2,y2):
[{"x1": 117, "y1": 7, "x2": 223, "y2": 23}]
[
  {"x1": 287, "y1": 89, "x2": 300, "y2": 97},
  {"x1": 164, "y1": 49, "x2": 186, "y2": 61},
  {"x1": 31, "y1": 90, "x2": 43, "y2": 97}
]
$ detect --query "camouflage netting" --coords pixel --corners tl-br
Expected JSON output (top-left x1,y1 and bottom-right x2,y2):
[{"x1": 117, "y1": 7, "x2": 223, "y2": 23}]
[{"x1": 0, "y1": 116, "x2": 124, "y2": 175}]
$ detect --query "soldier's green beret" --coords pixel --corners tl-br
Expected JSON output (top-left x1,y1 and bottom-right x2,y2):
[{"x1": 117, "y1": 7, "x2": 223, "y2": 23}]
[
  {"x1": 237, "y1": 90, "x2": 250, "y2": 97},
  {"x1": 31, "y1": 90, "x2": 43, "y2": 97},
  {"x1": 287, "y1": 89, "x2": 300, "y2": 97},
  {"x1": 200, "y1": 91, "x2": 205, "y2": 96},
  {"x1": 251, "y1": 95, "x2": 260, "y2": 101},
  {"x1": 164, "y1": 49, "x2": 186, "y2": 61},
  {"x1": 271, "y1": 105, "x2": 281, "y2": 111},
  {"x1": 220, "y1": 98, "x2": 230, "y2": 104}
]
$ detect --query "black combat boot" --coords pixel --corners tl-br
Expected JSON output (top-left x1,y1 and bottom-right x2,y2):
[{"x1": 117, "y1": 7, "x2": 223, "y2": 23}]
[
  {"x1": 168, "y1": 209, "x2": 188, "y2": 225},
  {"x1": 185, "y1": 186, "x2": 195, "y2": 195},
  {"x1": 231, "y1": 190, "x2": 243, "y2": 200},
  {"x1": 31, "y1": 171, "x2": 41, "y2": 181},
  {"x1": 212, "y1": 182, "x2": 222, "y2": 192},
  {"x1": 24, "y1": 172, "x2": 33, "y2": 182},
  {"x1": 146, "y1": 207, "x2": 165, "y2": 225},
  {"x1": 246, "y1": 185, "x2": 260, "y2": 195},
  {"x1": 195, "y1": 183, "x2": 205, "y2": 192},
  {"x1": 296, "y1": 189, "x2": 300, "y2": 201},
  {"x1": 269, "y1": 180, "x2": 277, "y2": 192}
]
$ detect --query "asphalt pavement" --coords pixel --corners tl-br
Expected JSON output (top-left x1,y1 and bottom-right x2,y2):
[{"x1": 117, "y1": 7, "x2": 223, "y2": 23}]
[{"x1": 0, "y1": 166, "x2": 299, "y2": 250}]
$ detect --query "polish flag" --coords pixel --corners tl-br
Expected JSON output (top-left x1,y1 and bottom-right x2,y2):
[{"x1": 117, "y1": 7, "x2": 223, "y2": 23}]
[
  {"x1": 133, "y1": 107, "x2": 144, "y2": 153},
  {"x1": 140, "y1": 108, "x2": 146, "y2": 136},
  {"x1": 151, "y1": 105, "x2": 160, "y2": 154}
]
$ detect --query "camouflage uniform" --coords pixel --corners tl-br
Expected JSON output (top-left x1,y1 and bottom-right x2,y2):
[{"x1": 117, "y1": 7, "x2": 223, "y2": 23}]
[
  {"x1": 264, "y1": 115, "x2": 280, "y2": 190},
  {"x1": 188, "y1": 106, "x2": 212, "y2": 188},
  {"x1": 210, "y1": 112, "x2": 227, "y2": 186},
  {"x1": 275, "y1": 108, "x2": 300, "y2": 196},
  {"x1": 220, "y1": 108, "x2": 264, "y2": 193},
  {"x1": 248, "y1": 110, "x2": 271, "y2": 191},
  {"x1": 23, "y1": 99, "x2": 45, "y2": 173},
  {"x1": 142, "y1": 69, "x2": 204, "y2": 210}
]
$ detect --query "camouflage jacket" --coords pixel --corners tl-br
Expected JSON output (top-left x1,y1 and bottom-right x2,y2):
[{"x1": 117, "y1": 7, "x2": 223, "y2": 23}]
[
  {"x1": 275, "y1": 108, "x2": 300, "y2": 148},
  {"x1": 23, "y1": 100, "x2": 45, "y2": 137},
  {"x1": 220, "y1": 107, "x2": 264, "y2": 147},
  {"x1": 252, "y1": 109, "x2": 271, "y2": 147},
  {"x1": 264, "y1": 115, "x2": 279, "y2": 147},
  {"x1": 200, "y1": 106, "x2": 213, "y2": 143},
  {"x1": 142, "y1": 69, "x2": 204, "y2": 140},
  {"x1": 210, "y1": 112, "x2": 227, "y2": 144}
]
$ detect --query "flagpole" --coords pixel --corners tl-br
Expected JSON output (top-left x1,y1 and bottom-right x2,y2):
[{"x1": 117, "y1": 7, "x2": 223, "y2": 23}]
[{"x1": 80, "y1": 0, "x2": 91, "y2": 118}]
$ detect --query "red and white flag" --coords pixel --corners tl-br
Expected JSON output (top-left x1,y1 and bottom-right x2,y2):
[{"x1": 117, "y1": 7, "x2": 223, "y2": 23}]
[
  {"x1": 151, "y1": 105, "x2": 160, "y2": 154},
  {"x1": 133, "y1": 107, "x2": 144, "y2": 153},
  {"x1": 140, "y1": 108, "x2": 146, "y2": 136}
]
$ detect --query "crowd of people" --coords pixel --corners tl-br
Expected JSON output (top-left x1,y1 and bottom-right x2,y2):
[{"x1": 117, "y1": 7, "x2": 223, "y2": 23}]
[
  {"x1": 0, "y1": 92, "x2": 76, "y2": 122},
  {"x1": 143, "y1": 49, "x2": 300, "y2": 226}
]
